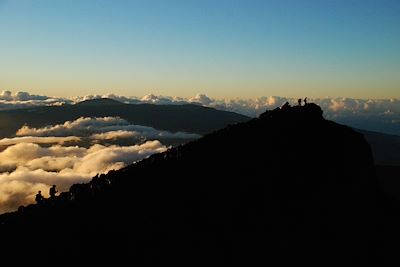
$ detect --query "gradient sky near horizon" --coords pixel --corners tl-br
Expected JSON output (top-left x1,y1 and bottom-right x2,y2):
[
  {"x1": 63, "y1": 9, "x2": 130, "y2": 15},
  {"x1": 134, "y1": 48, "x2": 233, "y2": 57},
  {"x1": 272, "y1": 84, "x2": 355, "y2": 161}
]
[{"x1": 0, "y1": 0, "x2": 399, "y2": 99}]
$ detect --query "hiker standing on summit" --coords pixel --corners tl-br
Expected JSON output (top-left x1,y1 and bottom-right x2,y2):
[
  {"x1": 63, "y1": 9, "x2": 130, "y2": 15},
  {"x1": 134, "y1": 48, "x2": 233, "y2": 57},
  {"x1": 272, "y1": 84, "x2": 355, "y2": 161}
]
[
  {"x1": 49, "y1": 185, "x2": 58, "y2": 199},
  {"x1": 35, "y1": 191, "x2": 44, "y2": 204}
]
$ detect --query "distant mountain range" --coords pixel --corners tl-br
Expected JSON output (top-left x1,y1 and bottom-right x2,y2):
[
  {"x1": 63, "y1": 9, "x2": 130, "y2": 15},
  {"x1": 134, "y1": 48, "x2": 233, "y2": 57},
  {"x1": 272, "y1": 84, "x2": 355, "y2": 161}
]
[
  {"x1": 0, "y1": 98, "x2": 398, "y2": 166},
  {"x1": 0, "y1": 98, "x2": 249, "y2": 137},
  {"x1": 2, "y1": 103, "x2": 395, "y2": 266}
]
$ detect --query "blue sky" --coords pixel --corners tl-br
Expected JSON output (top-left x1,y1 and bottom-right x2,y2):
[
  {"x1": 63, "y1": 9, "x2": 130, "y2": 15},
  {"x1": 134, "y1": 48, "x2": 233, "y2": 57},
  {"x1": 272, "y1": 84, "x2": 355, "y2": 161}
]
[{"x1": 0, "y1": 0, "x2": 399, "y2": 98}]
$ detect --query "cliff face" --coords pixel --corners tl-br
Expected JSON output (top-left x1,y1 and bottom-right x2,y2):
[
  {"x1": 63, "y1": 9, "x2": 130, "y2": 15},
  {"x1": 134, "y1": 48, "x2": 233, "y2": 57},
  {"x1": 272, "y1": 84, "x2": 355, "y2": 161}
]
[{"x1": 0, "y1": 103, "x2": 378, "y2": 266}]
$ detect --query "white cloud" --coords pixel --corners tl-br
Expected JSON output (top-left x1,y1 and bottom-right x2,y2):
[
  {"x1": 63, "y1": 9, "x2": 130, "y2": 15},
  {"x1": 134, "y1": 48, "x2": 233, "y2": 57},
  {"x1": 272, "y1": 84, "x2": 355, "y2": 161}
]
[
  {"x1": 71, "y1": 93, "x2": 187, "y2": 105},
  {"x1": 0, "y1": 136, "x2": 81, "y2": 146},
  {"x1": 189, "y1": 94, "x2": 213, "y2": 105},
  {"x1": 74, "y1": 141, "x2": 166, "y2": 174},
  {"x1": 0, "y1": 116, "x2": 199, "y2": 213},
  {"x1": 16, "y1": 117, "x2": 128, "y2": 137},
  {"x1": 0, "y1": 141, "x2": 167, "y2": 214},
  {"x1": 16, "y1": 116, "x2": 201, "y2": 140},
  {"x1": 0, "y1": 90, "x2": 71, "y2": 111},
  {"x1": 0, "y1": 143, "x2": 86, "y2": 172},
  {"x1": 90, "y1": 130, "x2": 137, "y2": 140},
  {"x1": 0, "y1": 178, "x2": 46, "y2": 214},
  {"x1": 0, "y1": 141, "x2": 166, "y2": 174},
  {"x1": 0, "y1": 90, "x2": 48, "y2": 101}
]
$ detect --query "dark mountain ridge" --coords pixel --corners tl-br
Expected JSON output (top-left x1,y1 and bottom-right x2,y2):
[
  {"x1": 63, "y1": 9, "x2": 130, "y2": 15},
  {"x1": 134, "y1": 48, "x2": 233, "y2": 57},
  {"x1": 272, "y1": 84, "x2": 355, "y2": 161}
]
[
  {"x1": 0, "y1": 103, "x2": 391, "y2": 266},
  {"x1": 74, "y1": 97, "x2": 126, "y2": 106}
]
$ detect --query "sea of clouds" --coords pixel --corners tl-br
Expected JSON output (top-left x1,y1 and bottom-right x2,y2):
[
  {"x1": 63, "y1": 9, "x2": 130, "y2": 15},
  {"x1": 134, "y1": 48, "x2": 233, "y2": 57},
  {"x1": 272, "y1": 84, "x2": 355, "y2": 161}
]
[
  {"x1": 0, "y1": 90, "x2": 399, "y2": 213},
  {"x1": 0, "y1": 113, "x2": 199, "y2": 213}
]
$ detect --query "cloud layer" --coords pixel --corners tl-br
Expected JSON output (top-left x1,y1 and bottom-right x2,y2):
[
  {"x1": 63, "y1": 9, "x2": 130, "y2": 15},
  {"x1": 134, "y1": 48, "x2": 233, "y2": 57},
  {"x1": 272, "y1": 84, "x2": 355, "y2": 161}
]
[
  {"x1": 0, "y1": 115, "x2": 201, "y2": 213},
  {"x1": 0, "y1": 90, "x2": 398, "y2": 134},
  {"x1": 0, "y1": 141, "x2": 166, "y2": 214},
  {"x1": 0, "y1": 90, "x2": 70, "y2": 110},
  {"x1": 16, "y1": 116, "x2": 201, "y2": 140},
  {"x1": 0, "y1": 136, "x2": 81, "y2": 146}
]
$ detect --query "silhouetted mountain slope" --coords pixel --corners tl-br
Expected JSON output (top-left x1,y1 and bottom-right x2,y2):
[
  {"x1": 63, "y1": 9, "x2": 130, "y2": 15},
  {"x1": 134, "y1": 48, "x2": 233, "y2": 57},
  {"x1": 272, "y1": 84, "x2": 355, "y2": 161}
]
[
  {"x1": 358, "y1": 129, "x2": 400, "y2": 166},
  {"x1": 0, "y1": 98, "x2": 249, "y2": 137},
  {"x1": 376, "y1": 165, "x2": 400, "y2": 201},
  {"x1": 0, "y1": 104, "x2": 382, "y2": 266}
]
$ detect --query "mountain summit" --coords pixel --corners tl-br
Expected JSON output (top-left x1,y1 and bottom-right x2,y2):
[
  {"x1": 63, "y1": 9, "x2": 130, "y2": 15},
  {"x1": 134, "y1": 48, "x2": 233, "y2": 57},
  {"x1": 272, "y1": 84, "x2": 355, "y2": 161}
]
[
  {"x1": 75, "y1": 98, "x2": 125, "y2": 106},
  {"x1": 0, "y1": 103, "x2": 380, "y2": 266}
]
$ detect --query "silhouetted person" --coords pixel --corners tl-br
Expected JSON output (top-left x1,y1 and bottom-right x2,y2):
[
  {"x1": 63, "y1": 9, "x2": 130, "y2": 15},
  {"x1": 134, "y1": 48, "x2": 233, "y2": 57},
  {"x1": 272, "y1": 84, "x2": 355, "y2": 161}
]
[
  {"x1": 49, "y1": 185, "x2": 58, "y2": 199},
  {"x1": 304, "y1": 97, "x2": 308, "y2": 105},
  {"x1": 35, "y1": 190, "x2": 44, "y2": 204},
  {"x1": 298, "y1": 98, "x2": 302, "y2": 106}
]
